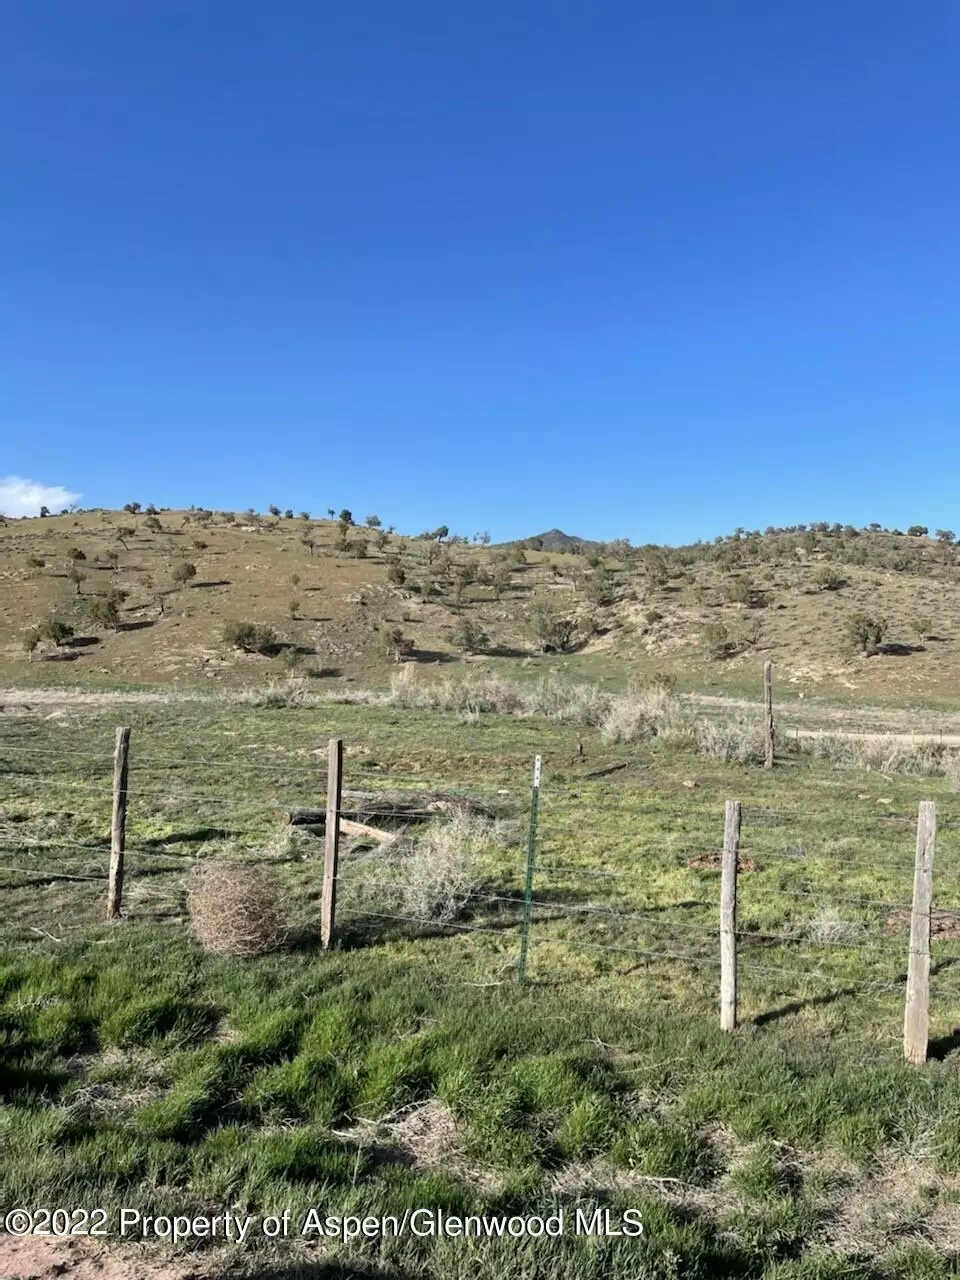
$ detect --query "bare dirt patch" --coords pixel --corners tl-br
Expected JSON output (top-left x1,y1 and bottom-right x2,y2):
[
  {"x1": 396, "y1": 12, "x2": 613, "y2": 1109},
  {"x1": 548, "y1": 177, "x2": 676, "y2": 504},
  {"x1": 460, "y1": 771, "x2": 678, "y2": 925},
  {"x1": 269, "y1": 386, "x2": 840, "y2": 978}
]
[
  {"x1": 885, "y1": 907, "x2": 960, "y2": 939},
  {"x1": 687, "y1": 853, "x2": 758, "y2": 872},
  {"x1": 0, "y1": 1234, "x2": 207, "y2": 1280}
]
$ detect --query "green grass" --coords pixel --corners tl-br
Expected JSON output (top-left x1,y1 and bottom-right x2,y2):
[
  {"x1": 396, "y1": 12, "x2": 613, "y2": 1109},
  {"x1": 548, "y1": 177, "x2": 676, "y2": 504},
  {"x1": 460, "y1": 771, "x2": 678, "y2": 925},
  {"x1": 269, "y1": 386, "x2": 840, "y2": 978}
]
[{"x1": 3, "y1": 692, "x2": 960, "y2": 1275}]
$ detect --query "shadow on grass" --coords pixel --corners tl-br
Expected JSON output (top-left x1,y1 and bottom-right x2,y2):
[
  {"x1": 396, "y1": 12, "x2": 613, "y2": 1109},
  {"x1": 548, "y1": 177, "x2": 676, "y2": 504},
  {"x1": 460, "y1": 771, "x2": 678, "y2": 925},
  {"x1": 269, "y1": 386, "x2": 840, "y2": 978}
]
[
  {"x1": 140, "y1": 827, "x2": 234, "y2": 847},
  {"x1": 119, "y1": 618, "x2": 156, "y2": 631},
  {"x1": 247, "y1": 1264, "x2": 404, "y2": 1280},
  {"x1": 929, "y1": 1030, "x2": 960, "y2": 1061},
  {"x1": 753, "y1": 986, "x2": 868, "y2": 1027},
  {"x1": 191, "y1": 579, "x2": 232, "y2": 589},
  {"x1": 65, "y1": 635, "x2": 101, "y2": 648}
]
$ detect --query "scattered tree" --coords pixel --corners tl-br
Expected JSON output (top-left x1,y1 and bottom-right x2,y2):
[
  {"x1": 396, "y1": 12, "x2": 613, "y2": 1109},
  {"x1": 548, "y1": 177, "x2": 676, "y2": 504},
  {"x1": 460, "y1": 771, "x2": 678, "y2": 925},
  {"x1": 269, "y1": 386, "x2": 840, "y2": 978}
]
[
  {"x1": 338, "y1": 509, "x2": 354, "y2": 526},
  {"x1": 144, "y1": 515, "x2": 163, "y2": 533},
  {"x1": 67, "y1": 547, "x2": 86, "y2": 562},
  {"x1": 39, "y1": 506, "x2": 50, "y2": 518},
  {"x1": 68, "y1": 567, "x2": 86, "y2": 596},
  {"x1": 87, "y1": 588, "x2": 128, "y2": 632},
  {"x1": 449, "y1": 616, "x2": 489, "y2": 654},
  {"x1": 23, "y1": 627, "x2": 41, "y2": 660},
  {"x1": 702, "y1": 621, "x2": 736, "y2": 660},
  {"x1": 37, "y1": 616, "x2": 74, "y2": 648},
  {"x1": 268, "y1": 505, "x2": 281, "y2": 517},
  {"x1": 365, "y1": 515, "x2": 382, "y2": 529},
  {"x1": 846, "y1": 612, "x2": 888, "y2": 655},
  {"x1": 123, "y1": 501, "x2": 142, "y2": 514},
  {"x1": 381, "y1": 625, "x2": 414, "y2": 663},
  {"x1": 907, "y1": 525, "x2": 929, "y2": 538},
  {"x1": 524, "y1": 602, "x2": 580, "y2": 653}
]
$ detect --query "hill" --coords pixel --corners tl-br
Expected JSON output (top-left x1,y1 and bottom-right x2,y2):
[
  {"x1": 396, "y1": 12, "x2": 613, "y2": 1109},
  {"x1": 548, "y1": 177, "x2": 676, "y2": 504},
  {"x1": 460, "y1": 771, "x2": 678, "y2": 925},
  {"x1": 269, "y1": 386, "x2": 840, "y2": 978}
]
[
  {"x1": 510, "y1": 529, "x2": 600, "y2": 553},
  {"x1": 2, "y1": 509, "x2": 959, "y2": 702}
]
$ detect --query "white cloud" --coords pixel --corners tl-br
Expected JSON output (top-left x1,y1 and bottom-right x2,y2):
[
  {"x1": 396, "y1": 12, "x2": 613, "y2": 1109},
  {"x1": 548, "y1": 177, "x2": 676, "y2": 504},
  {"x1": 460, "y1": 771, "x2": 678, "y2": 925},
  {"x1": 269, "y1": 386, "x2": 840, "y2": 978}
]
[{"x1": 0, "y1": 476, "x2": 81, "y2": 518}]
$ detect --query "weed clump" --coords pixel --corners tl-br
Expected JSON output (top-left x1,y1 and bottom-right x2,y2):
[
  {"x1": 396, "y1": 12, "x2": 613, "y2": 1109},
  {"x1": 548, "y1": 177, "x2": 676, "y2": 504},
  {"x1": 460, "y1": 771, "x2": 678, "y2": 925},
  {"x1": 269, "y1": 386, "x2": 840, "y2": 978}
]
[
  {"x1": 345, "y1": 813, "x2": 496, "y2": 925},
  {"x1": 188, "y1": 861, "x2": 287, "y2": 957},
  {"x1": 696, "y1": 718, "x2": 767, "y2": 764},
  {"x1": 222, "y1": 620, "x2": 279, "y2": 654}
]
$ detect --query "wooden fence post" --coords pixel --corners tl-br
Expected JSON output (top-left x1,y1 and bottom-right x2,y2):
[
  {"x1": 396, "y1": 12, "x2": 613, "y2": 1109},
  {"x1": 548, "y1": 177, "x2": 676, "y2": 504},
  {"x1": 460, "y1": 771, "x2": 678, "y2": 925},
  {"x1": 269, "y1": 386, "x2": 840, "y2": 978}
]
[
  {"x1": 904, "y1": 800, "x2": 936, "y2": 1065},
  {"x1": 720, "y1": 799, "x2": 741, "y2": 1031},
  {"x1": 763, "y1": 661, "x2": 774, "y2": 769},
  {"x1": 321, "y1": 736, "x2": 343, "y2": 949},
  {"x1": 107, "y1": 726, "x2": 131, "y2": 919}
]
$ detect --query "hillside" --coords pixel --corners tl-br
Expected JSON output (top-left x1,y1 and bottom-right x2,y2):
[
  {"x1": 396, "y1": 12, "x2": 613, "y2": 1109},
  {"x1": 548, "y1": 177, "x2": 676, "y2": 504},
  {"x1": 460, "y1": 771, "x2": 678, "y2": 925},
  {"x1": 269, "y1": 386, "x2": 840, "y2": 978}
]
[{"x1": 2, "y1": 509, "x2": 959, "y2": 701}]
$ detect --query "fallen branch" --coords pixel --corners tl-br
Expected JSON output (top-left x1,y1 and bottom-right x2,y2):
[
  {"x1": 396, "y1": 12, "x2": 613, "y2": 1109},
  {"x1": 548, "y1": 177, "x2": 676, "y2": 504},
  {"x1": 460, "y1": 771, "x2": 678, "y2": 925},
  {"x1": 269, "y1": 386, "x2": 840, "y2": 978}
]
[{"x1": 340, "y1": 818, "x2": 393, "y2": 843}]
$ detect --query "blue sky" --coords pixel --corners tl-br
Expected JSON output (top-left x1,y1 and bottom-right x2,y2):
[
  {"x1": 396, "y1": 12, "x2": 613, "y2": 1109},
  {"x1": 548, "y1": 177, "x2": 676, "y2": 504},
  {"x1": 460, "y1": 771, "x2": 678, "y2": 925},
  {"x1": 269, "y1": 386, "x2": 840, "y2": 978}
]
[{"x1": 3, "y1": 2, "x2": 959, "y2": 543}]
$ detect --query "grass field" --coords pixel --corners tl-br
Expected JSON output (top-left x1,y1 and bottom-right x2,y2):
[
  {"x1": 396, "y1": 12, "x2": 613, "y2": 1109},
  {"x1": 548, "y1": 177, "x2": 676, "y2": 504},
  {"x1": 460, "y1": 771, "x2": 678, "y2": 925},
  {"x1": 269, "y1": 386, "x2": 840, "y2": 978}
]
[{"x1": 4, "y1": 683, "x2": 960, "y2": 1277}]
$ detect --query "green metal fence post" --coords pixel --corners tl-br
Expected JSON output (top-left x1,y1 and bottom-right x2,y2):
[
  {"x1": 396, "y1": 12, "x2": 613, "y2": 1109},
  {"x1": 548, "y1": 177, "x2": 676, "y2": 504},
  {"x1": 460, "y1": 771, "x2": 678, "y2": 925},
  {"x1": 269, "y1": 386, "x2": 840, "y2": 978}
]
[{"x1": 518, "y1": 754, "x2": 542, "y2": 984}]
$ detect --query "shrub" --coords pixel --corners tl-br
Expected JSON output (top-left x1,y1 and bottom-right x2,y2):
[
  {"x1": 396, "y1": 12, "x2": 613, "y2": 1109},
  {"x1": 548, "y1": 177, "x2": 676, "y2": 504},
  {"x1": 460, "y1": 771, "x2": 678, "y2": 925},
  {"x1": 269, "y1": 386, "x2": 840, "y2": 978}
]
[
  {"x1": 696, "y1": 718, "x2": 766, "y2": 763},
  {"x1": 345, "y1": 814, "x2": 495, "y2": 925},
  {"x1": 87, "y1": 592, "x2": 124, "y2": 631},
  {"x1": 288, "y1": 598, "x2": 301, "y2": 619},
  {"x1": 600, "y1": 685, "x2": 690, "y2": 744},
  {"x1": 702, "y1": 622, "x2": 736, "y2": 660},
  {"x1": 643, "y1": 609, "x2": 663, "y2": 626},
  {"x1": 846, "y1": 612, "x2": 887, "y2": 655},
  {"x1": 381, "y1": 626, "x2": 414, "y2": 663},
  {"x1": 813, "y1": 565, "x2": 845, "y2": 591},
  {"x1": 67, "y1": 547, "x2": 86, "y2": 562},
  {"x1": 189, "y1": 861, "x2": 287, "y2": 956},
  {"x1": 235, "y1": 678, "x2": 311, "y2": 708},
  {"x1": 449, "y1": 616, "x2": 489, "y2": 654},
  {"x1": 37, "y1": 616, "x2": 74, "y2": 647},
  {"x1": 523, "y1": 601, "x2": 581, "y2": 653},
  {"x1": 222, "y1": 621, "x2": 279, "y2": 654},
  {"x1": 912, "y1": 617, "x2": 933, "y2": 642},
  {"x1": 583, "y1": 568, "x2": 615, "y2": 607},
  {"x1": 143, "y1": 515, "x2": 163, "y2": 532},
  {"x1": 22, "y1": 627, "x2": 41, "y2": 659},
  {"x1": 26, "y1": 556, "x2": 45, "y2": 569},
  {"x1": 386, "y1": 563, "x2": 406, "y2": 586},
  {"x1": 170, "y1": 561, "x2": 197, "y2": 588},
  {"x1": 351, "y1": 538, "x2": 368, "y2": 559}
]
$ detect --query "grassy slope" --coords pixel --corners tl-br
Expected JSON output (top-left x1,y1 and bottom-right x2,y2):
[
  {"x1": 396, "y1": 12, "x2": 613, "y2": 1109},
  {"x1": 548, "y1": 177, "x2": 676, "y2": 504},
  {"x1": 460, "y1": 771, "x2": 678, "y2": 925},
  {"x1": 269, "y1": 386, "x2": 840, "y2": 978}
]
[
  {"x1": 3, "y1": 510, "x2": 960, "y2": 705},
  {"x1": 4, "y1": 695, "x2": 960, "y2": 1276}
]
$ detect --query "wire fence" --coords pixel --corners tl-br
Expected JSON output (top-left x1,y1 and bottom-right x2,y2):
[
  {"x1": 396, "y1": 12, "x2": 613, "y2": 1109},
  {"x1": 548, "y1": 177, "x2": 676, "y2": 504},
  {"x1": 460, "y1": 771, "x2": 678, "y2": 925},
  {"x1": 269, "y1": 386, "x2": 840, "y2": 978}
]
[{"x1": 2, "y1": 722, "x2": 959, "y2": 1060}]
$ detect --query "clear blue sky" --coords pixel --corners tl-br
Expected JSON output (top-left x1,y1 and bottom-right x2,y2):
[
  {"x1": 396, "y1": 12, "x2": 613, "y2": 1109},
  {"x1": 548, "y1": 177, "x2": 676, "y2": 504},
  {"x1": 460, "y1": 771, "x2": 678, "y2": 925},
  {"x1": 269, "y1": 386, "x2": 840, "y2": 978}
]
[{"x1": 3, "y1": 2, "x2": 960, "y2": 543}]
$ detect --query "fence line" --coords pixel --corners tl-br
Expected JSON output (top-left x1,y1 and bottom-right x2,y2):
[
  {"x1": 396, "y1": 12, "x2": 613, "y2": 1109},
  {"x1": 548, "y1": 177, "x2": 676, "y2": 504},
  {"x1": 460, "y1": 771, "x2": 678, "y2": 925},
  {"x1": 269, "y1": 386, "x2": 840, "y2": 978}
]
[{"x1": 2, "y1": 723, "x2": 957, "y2": 1064}]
